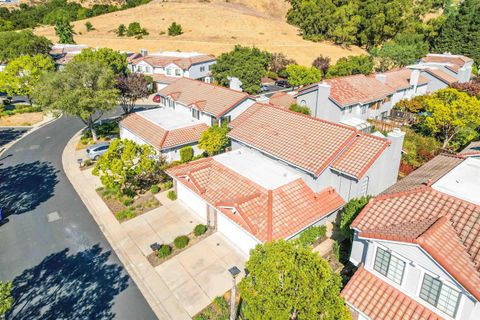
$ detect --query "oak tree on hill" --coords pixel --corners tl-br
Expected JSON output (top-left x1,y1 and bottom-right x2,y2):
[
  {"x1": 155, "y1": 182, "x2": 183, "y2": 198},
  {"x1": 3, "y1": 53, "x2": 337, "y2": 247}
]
[{"x1": 55, "y1": 18, "x2": 76, "y2": 44}]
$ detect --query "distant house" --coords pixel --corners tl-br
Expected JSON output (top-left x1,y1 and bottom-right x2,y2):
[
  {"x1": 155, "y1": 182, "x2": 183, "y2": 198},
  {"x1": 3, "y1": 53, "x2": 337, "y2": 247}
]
[
  {"x1": 49, "y1": 44, "x2": 89, "y2": 70},
  {"x1": 119, "y1": 78, "x2": 255, "y2": 161},
  {"x1": 267, "y1": 91, "x2": 296, "y2": 109},
  {"x1": 343, "y1": 152, "x2": 480, "y2": 320},
  {"x1": 167, "y1": 103, "x2": 404, "y2": 254},
  {"x1": 127, "y1": 50, "x2": 216, "y2": 91}
]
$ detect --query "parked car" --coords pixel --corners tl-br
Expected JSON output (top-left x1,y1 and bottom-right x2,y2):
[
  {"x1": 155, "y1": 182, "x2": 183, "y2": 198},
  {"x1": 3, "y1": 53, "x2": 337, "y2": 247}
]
[
  {"x1": 275, "y1": 79, "x2": 290, "y2": 88},
  {"x1": 260, "y1": 85, "x2": 269, "y2": 92},
  {"x1": 86, "y1": 142, "x2": 110, "y2": 160},
  {"x1": 153, "y1": 94, "x2": 161, "y2": 103}
]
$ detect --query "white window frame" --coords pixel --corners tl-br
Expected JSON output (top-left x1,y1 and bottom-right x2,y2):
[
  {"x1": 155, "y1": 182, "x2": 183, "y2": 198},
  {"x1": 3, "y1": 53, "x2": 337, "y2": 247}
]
[
  {"x1": 200, "y1": 66, "x2": 206, "y2": 72},
  {"x1": 175, "y1": 68, "x2": 182, "y2": 77},
  {"x1": 166, "y1": 68, "x2": 173, "y2": 76},
  {"x1": 370, "y1": 244, "x2": 409, "y2": 287}
]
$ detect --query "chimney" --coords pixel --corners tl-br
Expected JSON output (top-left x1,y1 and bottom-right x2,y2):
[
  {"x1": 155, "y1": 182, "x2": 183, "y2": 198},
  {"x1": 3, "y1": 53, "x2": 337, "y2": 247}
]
[
  {"x1": 140, "y1": 49, "x2": 148, "y2": 57},
  {"x1": 458, "y1": 66, "x2": 472, "y2": 83},
  {"x1": 375, "y1": 73, "x2": 387, "y2": 84},
  {"x1": 228, "y1": 77, "x2": 243, "y2": 92},
  {"x1": 409, "y1": 69, "x2": 420, "y2": 88},
  {"x1": 386, "y1": 128, "x2": 406, "y2": 187},
  {"x1": 313, "y1": 81, "x2": 331, "y2": 119}
]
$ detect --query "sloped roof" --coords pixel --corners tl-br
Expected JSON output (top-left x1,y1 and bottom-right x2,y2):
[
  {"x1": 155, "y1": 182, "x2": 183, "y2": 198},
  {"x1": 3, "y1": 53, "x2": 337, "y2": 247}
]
[
  {"x1": 379, "y1": 68, "x2": 430, "y2": 91},
  {"x1": 352, "y1": 186, "x2": 480, "y2": 301},
  {"x1": 382, "y1": 153, "x2": 464, "y2": 195},
  {"x1": 425, "y1": 68, "x2": 458, "y2": 85},
  {"x1": 158, "y1": 78, "x2": 250, "y2": 117},
  {"x1": 298, "y1": 74, "x2": 395, "y2": 107},
  {"x1": 228, "y1": 103, "x2": 390, "y2": 178},
  {"x1": 167, "y1": 157, "x2": 345, "y2": 242},
  {"x1": 268, "y1": 91, "x2": 296, "y2": 109},
  {"x1": 342, "y1": 266, "x2": 443, "y2": 320},
  {"x1": 132, "y1": 54, "x2": 215, "y2": 70},
  {"x1": 460, "y1": 140, "x2": 480, "y2": 156},
  {"x1": 148, "y1": 73, "x2": 179, "y2": 84},
  {"x1": 422, "y1": 54, "x2": 473, "y2": 66},
  {"x1": 120, "y1": 113, "x2": 208, "y2": 150}
]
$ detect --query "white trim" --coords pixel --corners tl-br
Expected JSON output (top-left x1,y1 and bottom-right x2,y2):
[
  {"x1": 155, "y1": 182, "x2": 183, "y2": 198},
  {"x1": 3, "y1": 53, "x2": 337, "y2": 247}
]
[{"x1": 370, "y1": 243, "x2": 410, "y2": 287}]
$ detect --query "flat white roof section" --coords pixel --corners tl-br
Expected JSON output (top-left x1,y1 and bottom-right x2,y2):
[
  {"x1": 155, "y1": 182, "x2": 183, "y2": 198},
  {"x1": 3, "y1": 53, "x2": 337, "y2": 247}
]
[
  {"x1": 151, "y1": 51, "x2": 206, "y2": 58},
  {"x1": 432, "y1": 157, "x2": 480, "y2": 205},
  {"x1": 214, "y1": 148, "x2": 300, "y2": 190},
  {"x1": 137, "y1": 107, "x2": 202, "y2": 130}
]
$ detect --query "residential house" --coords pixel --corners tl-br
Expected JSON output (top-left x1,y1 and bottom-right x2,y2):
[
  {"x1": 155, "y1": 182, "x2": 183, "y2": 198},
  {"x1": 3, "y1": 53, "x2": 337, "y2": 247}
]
[
  {"x1": 128, "y1": 50, "x2": 216, "y2": 91},
  {"x1": 343, "y1": 152, "x2": 480, "y2": 320},
  {"x1": 267, "y1": 91, "x2": 296, "y2": 109},
  {"x1": 294, "y1": 74, "x2": 395, "y2": 128},
  {"x1": 49, "y1": 44, "x2": 89, "y2": 70},
  {"x1": 167, "y1": 103, "x2": 405, "y2": 254},
  {"x1": 119, "y1": 78, "x2": 255, "y2": 161}
]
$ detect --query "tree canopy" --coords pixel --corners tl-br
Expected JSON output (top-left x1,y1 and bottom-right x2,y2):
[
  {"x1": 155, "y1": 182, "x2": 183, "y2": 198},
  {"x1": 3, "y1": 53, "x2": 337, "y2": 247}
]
[
  {"x1": 210, "y1": 45, "x2": 271, "y2": 94},
  {"x1": 0, "y1": 54, "x2": 55, "y2": 104},
  {"x1": 32, "y1": 60, "x2": 118, "y2": 140},
  {"x1": 285, "y1": 64, "x2": 321, "y2": 87},
  {"x1": 327, "y1": 55, "x2": 374, "y2": 78},
  {"x1": 116, "y1": 73, "x2": 150, "y2": 114},
  {"x1": 423, "y1": 88, "x2": 480, "y2": 148},
  {"x1": 198, "y1": 124, "x2": 229, "y2": 156},
  {"x1": 55, "y1": 18, "x2": 76, "y2": 44},
  {"x1": 0, "y1": 30, "x2": 52, "y2": 63},
  {"x1": 73, "y1": 48, "x2": 128, "y2": 75},
  {"x1": 93, "y1": 139, "x2": 163, "y2": 195},
  {"x1": 239, "y1": 240, "x2": 351, "y2": 320}
]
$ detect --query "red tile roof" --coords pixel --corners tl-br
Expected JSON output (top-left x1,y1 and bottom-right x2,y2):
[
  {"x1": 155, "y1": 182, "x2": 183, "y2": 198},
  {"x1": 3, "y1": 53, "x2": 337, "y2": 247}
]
[
  {"x1": 120, "y1": 113, "x2": 208, "y2": 150},
  {"x1": 132, "y1": 54, "x2": 215, "y2": 70},
  {"x1": 342, "y1": 266, "x2": 443, "y2": 320},
  {"x1": 167, "y1": 157, "x2": 345, "y2": 242},
  {"x1": 268, "y1": 91, "x2": 296, "y2": 109},
  {"x1": 228, "y1": 104, "x2": 390, "y2": 178},
  {"x1": 158, "y1": 78, "x2": 250, "y2": 118},
  {"x1": 148, "y1": 74, "x2": 179, "y2": 84},
  {"x1": 425, "y1": 68, "x2": 458, "y2": 85},
  {"x1": 352, "y1": 186, "x2": 480, "y2": 301},
  {"x1": 378, "y1": 68, "x2": 430, "y2": 91},
  {"x1": 422, "y1": 54, "x2": 473, "y2": 66},
  {"x1": 298, "y1": 74, "x2": 395, "y2": 107}
]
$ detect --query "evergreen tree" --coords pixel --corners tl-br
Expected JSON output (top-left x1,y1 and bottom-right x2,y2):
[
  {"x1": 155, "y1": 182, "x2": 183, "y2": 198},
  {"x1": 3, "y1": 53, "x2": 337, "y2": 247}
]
[{"x1": 54, "y1": 18, "x2": 76, "y2": 44}]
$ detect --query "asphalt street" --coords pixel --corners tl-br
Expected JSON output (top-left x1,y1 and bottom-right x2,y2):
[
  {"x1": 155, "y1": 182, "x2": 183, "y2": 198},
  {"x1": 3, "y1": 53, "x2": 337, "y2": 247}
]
[{"x1": 0, "y1": 115, "x2": 157, "y2": 319}]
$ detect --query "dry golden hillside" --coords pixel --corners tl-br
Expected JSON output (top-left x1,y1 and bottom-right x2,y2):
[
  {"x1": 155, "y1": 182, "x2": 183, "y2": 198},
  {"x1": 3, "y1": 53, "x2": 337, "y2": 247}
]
[{"x1": 34, "y1": 0, "x2": 365, "y2": 65}]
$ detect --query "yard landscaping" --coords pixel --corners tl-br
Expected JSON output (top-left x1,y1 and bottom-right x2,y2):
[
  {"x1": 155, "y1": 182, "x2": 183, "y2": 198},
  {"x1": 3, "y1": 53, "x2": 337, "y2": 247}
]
[
  {"x1": 76, "y1": 118, "x2": 120, "y2": 150},
  {"x1": 0, "y1": 103, "x2": 44, "y2": 126}
]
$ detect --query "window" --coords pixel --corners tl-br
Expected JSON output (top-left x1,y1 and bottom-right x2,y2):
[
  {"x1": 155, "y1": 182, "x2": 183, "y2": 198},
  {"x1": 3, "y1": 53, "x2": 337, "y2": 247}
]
[
  {"x1": 145, "y1": 66, "x2": 152, "y2": 73},
  {"x1": 192, "y1": 109, "x2": 200, "y2": 119},
  {"x1": 373, "y1": 247, "x2": 405, "y2": 285},
  {"x1": 137, "y1": 65, "x2": 143, "y2": 72},
  {"x1": 175, "y1": 69, "x2": 181, "y2": 76},
  {"x1": 166, "y1": 68, "x2": 172, "y2": 76},
  {"x1": 361, "y1": 105, "x2": 367, "y2": 114},
  {"x1": 200, "y1": 66, "x2": 206, "y2": 72},
  {"x1": 348, "y1": 106, "x2": 353, "y2": 113},
  {"x1": 420, "y1": 274, "x2": 460, "y2": 317}
]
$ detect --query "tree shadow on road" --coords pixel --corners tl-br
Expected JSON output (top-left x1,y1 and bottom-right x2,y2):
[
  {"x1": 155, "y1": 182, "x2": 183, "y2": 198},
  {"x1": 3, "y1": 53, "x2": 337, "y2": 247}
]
[
  {"x1": 6, "y1": 244, "x2": 129, "y2": 320},
  {"x1": 0, "y1": 161, "x2": 58, "y2": 218},
  {"x1": 0, "y1": 128, "x2": 29, "y2": 148}
]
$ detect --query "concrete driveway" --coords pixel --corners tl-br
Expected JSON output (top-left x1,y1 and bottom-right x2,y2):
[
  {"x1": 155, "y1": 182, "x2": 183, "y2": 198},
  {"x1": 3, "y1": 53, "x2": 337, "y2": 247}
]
[{"x1": 124, "y1": 200, "x2": 247, "y2": 317}]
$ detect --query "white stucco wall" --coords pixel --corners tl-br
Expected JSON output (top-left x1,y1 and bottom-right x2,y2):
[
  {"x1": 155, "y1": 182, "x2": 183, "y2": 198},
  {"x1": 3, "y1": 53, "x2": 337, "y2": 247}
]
[
  {"x1": 187, "y1": 60, "x2": 216, "y2": 80},
  {"x1": 223, "y1": 98, "x2": 256, "y2": 121},
  {"x1": 217, "y1": 212, "x2": 260, "y2": 254},
  {"x1": 176, "y1": 182, "x2": 206, "y2": 221}
]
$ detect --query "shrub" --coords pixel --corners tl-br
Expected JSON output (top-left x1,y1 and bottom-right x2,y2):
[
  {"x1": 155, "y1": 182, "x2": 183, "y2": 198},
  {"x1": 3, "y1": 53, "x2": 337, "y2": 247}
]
[
  {"x1": 332, "y1": 241, "x2": 340, "y2": 261},
  {"x1": 157, "y1": 244, "x2": 172, "y2": 258},
  {"x1": 162, "y1": 180, "x2": 173, "y2": 190},
  {"x1": 339, "y1": 197, "x2": 369, "y2": 239},
  {"x1": 179, "y1": 146, "x2": 194, "y2": 162},
  {"x1": 289, "y1": 103, "x2": 311, "y2": 115},
  {"x1": 126, "y1": 22, "x2": 148, "y2": 37},
  {"x1": 174, "y1": 235, "x2": 190, "y2": 249},
  {"x1": 115, "y1": 208, "x2": 136, "y2": 220},
  {"x1": 265, "y1": 71, "x2": 278, "y2": 80},
  {"x1": 194, "y1": 224, "x2": 207, "y2": 236},
  {"x1": 298, "y1": 225, "x2": 327, "y2": 246},
  {"x1": 122, "y1": 197, "x2": 134, "y2": 206},
  {"x1": 115, "y1": 24, "x2": 126, "y2": 36},
  {"x1": 85, "y1": 21, "x2": 94, "y2": 32},
  {"x1": 150, "y1": 184, "x2": 160, "y2": 194},
  {"x1": 168, "y1": 22, "x2": 183, "y2": 36},
  {"x1": 167, "y1": 190, "x2": 177, "y2": 200}
]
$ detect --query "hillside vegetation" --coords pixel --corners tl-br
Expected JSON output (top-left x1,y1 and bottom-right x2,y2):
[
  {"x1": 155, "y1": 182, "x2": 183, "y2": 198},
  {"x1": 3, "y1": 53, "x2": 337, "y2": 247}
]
[{"x1": 34, "y1": 0, "x2": 365, "y2": 65}]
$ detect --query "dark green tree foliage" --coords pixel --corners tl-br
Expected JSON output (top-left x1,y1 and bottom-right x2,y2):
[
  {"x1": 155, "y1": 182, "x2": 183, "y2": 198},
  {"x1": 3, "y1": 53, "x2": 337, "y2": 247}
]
[
  {"x1": 434, "y1": 0, "x2": 480, "y2": 63},
  {"x1": 55, "y1": 18, "x2": 76, "y2": 44},
  {"x1": 168, "y1": 22, "x2": 183, "y2": 36},
  {"x1": 73, "y1": 48, "x2": 128, "y2": 75},
  {"x1": 339, "y1": 197, "x2": 369, "y2": 239},
  {"x1": 0, "y1": 30, "x2": 52, "y2": 63},
  {"x1": 210, "y1": 45, "x2": 271, "y2": 94},
  {"x1": 327, "y1": 55, "x2": 374, "y2": 77}
]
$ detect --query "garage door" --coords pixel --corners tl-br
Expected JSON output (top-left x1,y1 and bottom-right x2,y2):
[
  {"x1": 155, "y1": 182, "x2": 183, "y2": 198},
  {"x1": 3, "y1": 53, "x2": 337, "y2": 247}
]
[
  {"x1": 176, "y1": 182, "x2": 206, "y2": 221},
  {"x1": 217, "y1": 212, "x2": 259, "y2": 254}
]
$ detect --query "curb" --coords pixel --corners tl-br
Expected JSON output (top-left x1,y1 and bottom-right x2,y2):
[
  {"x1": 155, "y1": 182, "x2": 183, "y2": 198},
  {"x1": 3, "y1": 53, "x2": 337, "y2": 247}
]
[{"x1": 0, "y1": 113, "x2": 63, "y2": 158}]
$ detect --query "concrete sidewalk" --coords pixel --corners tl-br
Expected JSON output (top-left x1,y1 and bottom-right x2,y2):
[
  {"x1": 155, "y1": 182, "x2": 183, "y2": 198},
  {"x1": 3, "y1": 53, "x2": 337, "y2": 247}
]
[{"x1": 63, "y1": 131, "x2": 187, "y2": 320}]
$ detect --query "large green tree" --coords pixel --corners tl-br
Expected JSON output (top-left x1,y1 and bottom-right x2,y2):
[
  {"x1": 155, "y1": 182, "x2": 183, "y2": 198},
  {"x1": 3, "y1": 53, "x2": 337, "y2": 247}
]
[
  {"x1": 434, "y1": 0, "x2": 480, "y2": 63},
  {"x1": 55, "y1": 18, "x2": 76, "y2": 44},
  {"x1": 73, "y1": 48, "x2": 128, "y2": 75},
  {"x1": 239, "y1": 240, "x2": 351, "y2": 320},
  {"x1": 327, "y1": 55, "x2": 374, "y2": 78},
  {"x1": 210, "y1": 45, "x2": 271, "y2": 94},
  {"x1": 93, "y1": 139, "x2": 163, "y2": 195},
  {"x1": 285, "y1": 64, "x2": 321, "y2": 87},
  {"x1": 32, "y1": 60, "x2": 118, "y2": 141},
  {"x1": 423, "y1": 88, "x2": 480, "y2": 148},
  {"x1": 0, "y1": 30, "x2": 52, "y2": 63},
  {"x1": 198, "y1": 124, "x2": 229, "y2": 156},
  {"x1": 0, "y1": 54, "x2": 55, "y2": 105}
]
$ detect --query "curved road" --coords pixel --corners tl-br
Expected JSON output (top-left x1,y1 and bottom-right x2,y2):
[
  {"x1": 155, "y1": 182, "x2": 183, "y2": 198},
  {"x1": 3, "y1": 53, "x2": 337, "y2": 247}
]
[{"x1": 0, "y1": 115, "x2": 157, "y2": 319}]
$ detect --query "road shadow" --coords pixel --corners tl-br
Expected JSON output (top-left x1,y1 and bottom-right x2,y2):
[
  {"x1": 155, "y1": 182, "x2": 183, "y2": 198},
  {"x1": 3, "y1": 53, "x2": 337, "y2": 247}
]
[
  {"x1": 0, "y1": 161, "x2": 58, "y2": 217},
  {"x1": 0, "y1": 128, "x2": 29, "y2": 148},
  {"x1": 7, "y1": 244, "x2": 129, "y2": 320}
]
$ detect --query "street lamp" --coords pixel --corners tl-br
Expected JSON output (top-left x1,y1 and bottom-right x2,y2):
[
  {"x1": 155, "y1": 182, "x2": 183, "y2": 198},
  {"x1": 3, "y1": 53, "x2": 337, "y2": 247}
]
[{"x1": 228, "y1": 266, "x2": 241, "y2": 320}]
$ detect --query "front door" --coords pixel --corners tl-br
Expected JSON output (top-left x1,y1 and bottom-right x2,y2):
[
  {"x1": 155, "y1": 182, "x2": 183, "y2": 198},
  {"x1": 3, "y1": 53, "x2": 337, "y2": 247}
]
[{"x1": 207, "y1": 205, "x2": 217, "y2": 230}]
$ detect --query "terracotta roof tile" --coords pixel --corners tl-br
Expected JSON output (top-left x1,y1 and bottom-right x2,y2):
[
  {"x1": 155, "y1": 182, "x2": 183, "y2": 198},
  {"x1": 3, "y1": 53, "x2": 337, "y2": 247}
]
[
  {"x1": 228, "y1": 104, "x2": 390, "y2": 177},
  {"x1": 352, "y1": 187, "x2": 480, "y2": 300},
  {"x1": 167, "y1": 158, "x2": 345, "y2": 242},
  {"x1": 268, "y1": 91, "x2": 296, "y2": 109},
  {"x1": 120, "y1": 113, "x2": 208, "y2": 150},
  {"x1": 132, "y1": 54, "x2": 215, "y2": 70},
  {"x1": 342, "y1": 266, "x2": 443, "y2": 320},
  {"x1": 425, "y1": 68, "x2": 458, "y2": 85},
  {"x1": 378, "y1": 68, "x2": 430, "y2": 91},
  {"x1": 158, "y1": 78, "x2": 250, "y2": 117},
  {"x1": 422, "y1": 54, "x2": 473, "y2": 66}
]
